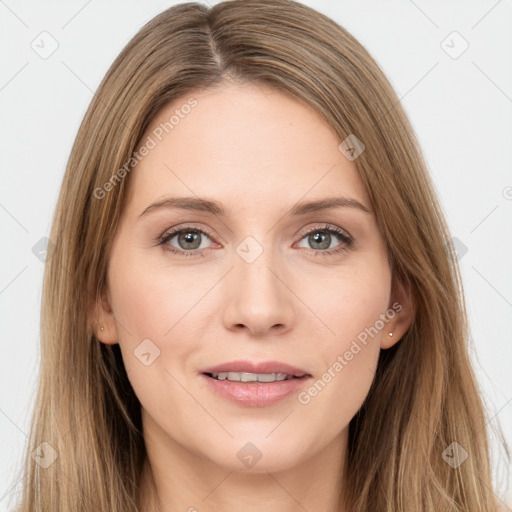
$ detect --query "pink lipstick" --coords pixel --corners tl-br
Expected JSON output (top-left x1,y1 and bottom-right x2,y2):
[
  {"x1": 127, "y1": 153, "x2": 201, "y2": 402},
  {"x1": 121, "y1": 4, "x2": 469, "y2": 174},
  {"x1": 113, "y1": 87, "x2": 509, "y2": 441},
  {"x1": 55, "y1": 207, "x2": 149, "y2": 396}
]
[{"x1": 200, "y1": 360, "x2": 312, "y2": 407}]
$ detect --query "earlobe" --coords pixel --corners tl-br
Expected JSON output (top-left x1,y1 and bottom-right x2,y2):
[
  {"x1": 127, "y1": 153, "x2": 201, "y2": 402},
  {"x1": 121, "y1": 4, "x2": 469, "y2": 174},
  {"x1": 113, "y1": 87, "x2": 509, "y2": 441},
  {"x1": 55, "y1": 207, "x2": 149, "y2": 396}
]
[
  {"x1": 89, "y1": 289, "x2": 119, "y2": 345},
  {"x1": 381, "y1": 276, "x2": 415, "y2": 350},
  {"x1": 94, "y1": 322, "x2": 119, "y2": 345}
]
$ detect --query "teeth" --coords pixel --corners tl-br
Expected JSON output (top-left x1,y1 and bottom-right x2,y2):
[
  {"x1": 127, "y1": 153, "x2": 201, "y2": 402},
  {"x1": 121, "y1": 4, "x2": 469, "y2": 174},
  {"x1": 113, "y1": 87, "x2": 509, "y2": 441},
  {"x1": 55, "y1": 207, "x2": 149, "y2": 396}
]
[{"x1": 212, "y1": 372, "x2": 293, "y2": 382}]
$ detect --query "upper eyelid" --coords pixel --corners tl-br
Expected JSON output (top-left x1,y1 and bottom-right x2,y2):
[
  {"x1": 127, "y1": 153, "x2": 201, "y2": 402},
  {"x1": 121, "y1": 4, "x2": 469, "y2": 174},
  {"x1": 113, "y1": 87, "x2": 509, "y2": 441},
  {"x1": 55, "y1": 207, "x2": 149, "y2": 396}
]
[
  {"x1": 298, "y1": 224, "x2": 351, "y2": 238},
  {"x1": 161, "y1": 224, "x2": 215, "y2": 241}
]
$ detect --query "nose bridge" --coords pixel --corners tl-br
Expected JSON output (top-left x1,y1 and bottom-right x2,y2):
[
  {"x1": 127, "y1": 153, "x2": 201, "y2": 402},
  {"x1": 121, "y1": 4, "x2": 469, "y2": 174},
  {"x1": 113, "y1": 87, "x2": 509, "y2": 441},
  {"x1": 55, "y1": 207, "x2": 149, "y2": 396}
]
[
  {"x1": 222, "y1": 233, "x2": 295, "y2": 334},
  {"x1": 235, "y1": 233, "x2": 284, "y2": 304}
]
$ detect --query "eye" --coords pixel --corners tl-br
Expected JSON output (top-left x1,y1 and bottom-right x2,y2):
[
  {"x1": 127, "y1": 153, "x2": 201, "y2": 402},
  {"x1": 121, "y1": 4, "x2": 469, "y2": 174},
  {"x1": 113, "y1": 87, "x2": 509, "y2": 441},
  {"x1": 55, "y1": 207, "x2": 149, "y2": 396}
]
[
  {"x1": 295, "y1": 224, "x2": 353, "y2": 255},
  {"x1": 157, "y1": 223, "x2": 353, "y2": 258},
  {"x1": 159, "y1": 226, "x2": 214, "y2": 256}
]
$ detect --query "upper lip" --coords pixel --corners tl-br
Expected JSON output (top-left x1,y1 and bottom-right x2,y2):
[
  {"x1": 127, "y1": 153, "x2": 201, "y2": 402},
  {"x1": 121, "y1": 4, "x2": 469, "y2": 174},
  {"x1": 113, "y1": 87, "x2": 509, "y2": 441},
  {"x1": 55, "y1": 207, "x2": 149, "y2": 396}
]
[{"x1": 201, "y1": 360, "x2": 310, "y2": 377}]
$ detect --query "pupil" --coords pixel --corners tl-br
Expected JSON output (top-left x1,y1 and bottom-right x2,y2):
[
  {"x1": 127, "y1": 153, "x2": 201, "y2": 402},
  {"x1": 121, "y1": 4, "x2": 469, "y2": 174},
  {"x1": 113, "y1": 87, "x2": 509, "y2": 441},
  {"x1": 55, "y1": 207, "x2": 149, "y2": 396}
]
[
  {"x1": 310, "y1": 231, "x2": 330, "y2": 250},
  {"x1": 179, "y1": 231, "x2": 201, "y2": 249}
]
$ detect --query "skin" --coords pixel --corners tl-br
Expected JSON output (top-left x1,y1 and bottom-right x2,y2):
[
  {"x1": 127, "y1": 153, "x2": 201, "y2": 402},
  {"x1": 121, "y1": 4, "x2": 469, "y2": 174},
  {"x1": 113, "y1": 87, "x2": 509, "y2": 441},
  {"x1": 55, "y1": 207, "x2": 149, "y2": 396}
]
[{"x1": 92, "y1": 82, "x2": 413, "y2": 512}]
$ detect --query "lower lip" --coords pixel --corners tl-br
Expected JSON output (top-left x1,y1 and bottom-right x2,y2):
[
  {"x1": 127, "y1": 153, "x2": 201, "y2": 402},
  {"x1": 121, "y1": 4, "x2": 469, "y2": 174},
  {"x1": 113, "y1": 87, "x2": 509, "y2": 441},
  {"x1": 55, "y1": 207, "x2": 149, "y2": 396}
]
[{"x1": 200, "y1": 374, "x2": 311, "y2": 407}]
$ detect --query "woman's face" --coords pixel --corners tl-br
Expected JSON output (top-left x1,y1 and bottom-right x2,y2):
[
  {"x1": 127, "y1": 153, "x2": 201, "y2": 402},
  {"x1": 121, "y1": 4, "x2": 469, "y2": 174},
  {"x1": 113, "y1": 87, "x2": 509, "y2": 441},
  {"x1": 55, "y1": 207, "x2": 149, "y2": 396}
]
[{"x1": 97, "y1": 82, "x2": 410, "y2": 474}]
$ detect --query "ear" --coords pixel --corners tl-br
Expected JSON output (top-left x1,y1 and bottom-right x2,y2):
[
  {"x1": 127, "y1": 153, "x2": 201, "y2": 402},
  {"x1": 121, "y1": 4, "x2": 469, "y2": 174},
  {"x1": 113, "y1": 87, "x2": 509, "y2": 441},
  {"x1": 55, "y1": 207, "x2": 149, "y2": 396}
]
[
  {"x1": 381, "y1": 274, "x2": 415, "y2": 350},
  {"x1": 89, "y1": 287, "x2": 119, "y2": 345}
]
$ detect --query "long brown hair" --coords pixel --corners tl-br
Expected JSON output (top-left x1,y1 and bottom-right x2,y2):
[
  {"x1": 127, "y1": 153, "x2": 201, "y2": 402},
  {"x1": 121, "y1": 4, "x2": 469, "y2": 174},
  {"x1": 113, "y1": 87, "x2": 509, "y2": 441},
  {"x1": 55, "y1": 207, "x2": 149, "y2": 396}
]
[{"x1": 13, "y1": 1, "x2": 509, "y2": 510}]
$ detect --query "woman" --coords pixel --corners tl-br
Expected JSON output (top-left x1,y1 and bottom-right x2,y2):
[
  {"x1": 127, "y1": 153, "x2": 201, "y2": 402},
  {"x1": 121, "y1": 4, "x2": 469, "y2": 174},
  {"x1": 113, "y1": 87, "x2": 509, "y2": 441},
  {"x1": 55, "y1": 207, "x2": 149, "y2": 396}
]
[{"x1": 14, "y1": 0, "x2": 508, "y2": 510}]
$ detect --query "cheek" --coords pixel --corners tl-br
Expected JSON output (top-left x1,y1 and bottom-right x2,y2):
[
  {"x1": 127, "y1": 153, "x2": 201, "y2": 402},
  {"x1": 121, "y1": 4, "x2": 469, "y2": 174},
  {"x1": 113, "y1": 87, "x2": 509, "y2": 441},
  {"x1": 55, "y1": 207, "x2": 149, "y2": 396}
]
[
  {"x1": 297, "y1": 289, "x2": 387, "y2": 449},
  {"x1": 109, "y1": 246, "x2": 209, "y2": 341},
  {"x1": 110, "y1": 266, "x2": 175, "y2": 340},
  {"x1": 297, "y1": 261, "x2": 390, "y2": 411},
  {"x1": 310, "y1": 262, "x2": 391, "y2": 349},
  {"x1": 107, "y1": 249, "x2": 218, "y2": 389}
]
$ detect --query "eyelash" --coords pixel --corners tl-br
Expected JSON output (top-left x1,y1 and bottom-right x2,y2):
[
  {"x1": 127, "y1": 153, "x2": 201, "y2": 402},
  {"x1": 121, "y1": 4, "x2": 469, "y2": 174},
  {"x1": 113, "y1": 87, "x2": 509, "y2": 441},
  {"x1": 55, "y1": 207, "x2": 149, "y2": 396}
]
[{"x1": 157, "y1": 223, "x2": 353, "y2": 258}]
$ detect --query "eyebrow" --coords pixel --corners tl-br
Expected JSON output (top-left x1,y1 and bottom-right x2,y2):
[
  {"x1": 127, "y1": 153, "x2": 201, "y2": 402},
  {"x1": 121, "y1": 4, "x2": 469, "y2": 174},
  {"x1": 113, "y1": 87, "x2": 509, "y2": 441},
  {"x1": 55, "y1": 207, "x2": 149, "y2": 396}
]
[{"x1": 138, "y1": 195, "x2": 371, "y2": 218}]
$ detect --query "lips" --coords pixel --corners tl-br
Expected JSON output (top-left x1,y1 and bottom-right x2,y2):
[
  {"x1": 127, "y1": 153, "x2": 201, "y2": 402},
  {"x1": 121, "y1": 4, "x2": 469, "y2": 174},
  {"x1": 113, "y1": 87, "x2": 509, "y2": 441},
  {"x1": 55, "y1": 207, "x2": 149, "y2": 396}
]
[
  {"x1": 200, "y1": 360, "x2": 310, "y2": 378},
  {"x1": 199, "y1": 360, "x2": 312, "y2": 407}
]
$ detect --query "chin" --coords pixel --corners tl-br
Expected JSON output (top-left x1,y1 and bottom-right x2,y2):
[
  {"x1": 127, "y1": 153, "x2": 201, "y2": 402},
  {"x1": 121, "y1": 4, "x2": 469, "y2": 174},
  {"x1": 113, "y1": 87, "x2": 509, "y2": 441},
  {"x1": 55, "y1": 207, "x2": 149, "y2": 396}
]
[{"x1": 202, "y1": 437, "x2": 308, "y2": 474}]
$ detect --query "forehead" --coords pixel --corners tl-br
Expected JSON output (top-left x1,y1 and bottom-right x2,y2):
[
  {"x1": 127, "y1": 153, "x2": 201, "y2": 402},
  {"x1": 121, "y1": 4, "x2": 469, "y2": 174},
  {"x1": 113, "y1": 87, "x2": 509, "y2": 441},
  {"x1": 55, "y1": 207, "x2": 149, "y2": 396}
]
[{"x1": 125, "y1": 83, "x2": 370, "y2": 215}]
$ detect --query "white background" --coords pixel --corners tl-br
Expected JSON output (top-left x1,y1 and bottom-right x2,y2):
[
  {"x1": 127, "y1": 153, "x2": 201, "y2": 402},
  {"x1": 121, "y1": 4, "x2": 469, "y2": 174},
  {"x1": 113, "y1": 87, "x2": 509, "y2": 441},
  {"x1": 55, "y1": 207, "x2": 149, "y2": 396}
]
[{"x1": 1, "y1": 0, "x2": 511, "y2": 509}]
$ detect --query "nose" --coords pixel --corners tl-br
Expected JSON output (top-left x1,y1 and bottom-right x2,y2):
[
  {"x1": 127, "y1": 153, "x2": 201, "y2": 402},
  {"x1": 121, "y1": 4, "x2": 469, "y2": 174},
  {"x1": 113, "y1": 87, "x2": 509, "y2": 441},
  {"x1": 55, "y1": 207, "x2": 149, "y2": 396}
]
[{"x1": 221, "y1": 243, "x2": 296, "y2": 337}]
